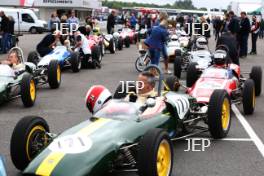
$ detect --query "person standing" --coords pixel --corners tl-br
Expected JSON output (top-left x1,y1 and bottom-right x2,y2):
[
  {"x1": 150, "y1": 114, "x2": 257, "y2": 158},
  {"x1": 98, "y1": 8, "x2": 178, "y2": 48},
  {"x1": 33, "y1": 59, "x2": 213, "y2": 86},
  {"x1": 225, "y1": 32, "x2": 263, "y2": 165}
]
[
  {"x1": 250, "y1": 15, "x2": 260, "y2": 55},
  {"x1": 130, "y1": 13, "x2": 137, "y2": 30},
  {"x1": 239, "y1": 12, "x2": 251, "y2": 58},
  {"x1": 48, "y1": 12, "x2": 60, "y2": 31},
  {"x1": 0, "y1": 11, "x2": 9, "y2": 54},
  {"x1": 144, "y1": 20, "x2": 169, "y2": 67},
  {"x1": 213, "y1": 16, "x2": 222, "y2": 40},
  {"x1": 67, "y1": 10, "x2": 79, "y2": 32},
  {"x1": 259, "y1": 18, "x2": 264, "y2": 39},
  {"x1": 228, "y1": 11, "x2": 240, "y2": 37},
  {"x1": 107, "y1": 10, "x2": 116, "y2": 34},
  {"x1": 8, "y1": 16, "x2": 15, "y2": 49}
]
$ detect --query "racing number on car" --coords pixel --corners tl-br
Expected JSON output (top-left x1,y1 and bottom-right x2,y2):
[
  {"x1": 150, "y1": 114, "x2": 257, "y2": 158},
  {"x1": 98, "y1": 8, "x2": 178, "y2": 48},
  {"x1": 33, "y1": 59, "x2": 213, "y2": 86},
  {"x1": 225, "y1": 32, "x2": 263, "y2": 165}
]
[{"x1": 49, "y1": 134, "x2": 93, "y2": 154}]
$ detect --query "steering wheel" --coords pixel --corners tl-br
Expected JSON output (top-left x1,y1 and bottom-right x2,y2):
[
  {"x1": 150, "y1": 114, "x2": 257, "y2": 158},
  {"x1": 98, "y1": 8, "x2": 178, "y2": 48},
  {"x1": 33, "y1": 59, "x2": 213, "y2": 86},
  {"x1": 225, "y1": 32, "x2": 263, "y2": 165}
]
[{"x1": 143, "y1": 65, "x2": 163, "y2": 96}]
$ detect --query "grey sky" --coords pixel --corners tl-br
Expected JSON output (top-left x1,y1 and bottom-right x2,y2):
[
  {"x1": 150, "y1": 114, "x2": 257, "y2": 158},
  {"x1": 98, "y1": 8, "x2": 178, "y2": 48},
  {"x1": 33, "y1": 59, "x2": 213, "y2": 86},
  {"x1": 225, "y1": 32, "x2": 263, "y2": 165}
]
[{"x1": 108, "y1": 0, "x2": 262, "y2": 9}]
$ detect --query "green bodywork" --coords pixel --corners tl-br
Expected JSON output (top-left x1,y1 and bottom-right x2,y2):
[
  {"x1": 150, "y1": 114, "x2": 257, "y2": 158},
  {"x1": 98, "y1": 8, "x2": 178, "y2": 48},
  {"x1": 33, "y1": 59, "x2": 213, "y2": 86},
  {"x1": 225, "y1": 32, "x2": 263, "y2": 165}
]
[{"x1": 23, "y1": 93, "x2": 194, "y2": 176}]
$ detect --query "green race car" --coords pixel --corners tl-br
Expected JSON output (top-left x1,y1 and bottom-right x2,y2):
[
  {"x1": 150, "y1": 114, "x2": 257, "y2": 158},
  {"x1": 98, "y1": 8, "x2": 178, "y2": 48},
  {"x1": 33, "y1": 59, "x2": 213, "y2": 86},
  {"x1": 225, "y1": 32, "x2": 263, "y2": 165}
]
[
  {"x1": 0, "y1": 48, "x2": 37, "y2": 107},
  {"x1": 10, "y1": 66, "x2": 232, "y2": 176}
]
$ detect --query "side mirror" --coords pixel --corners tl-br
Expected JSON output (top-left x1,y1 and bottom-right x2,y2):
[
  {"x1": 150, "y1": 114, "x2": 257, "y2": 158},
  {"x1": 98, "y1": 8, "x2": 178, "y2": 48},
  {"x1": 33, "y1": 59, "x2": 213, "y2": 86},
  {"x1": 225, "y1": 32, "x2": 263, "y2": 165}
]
[{"x1": 146, "y1": 98, "x2": 156, "y2": 108}]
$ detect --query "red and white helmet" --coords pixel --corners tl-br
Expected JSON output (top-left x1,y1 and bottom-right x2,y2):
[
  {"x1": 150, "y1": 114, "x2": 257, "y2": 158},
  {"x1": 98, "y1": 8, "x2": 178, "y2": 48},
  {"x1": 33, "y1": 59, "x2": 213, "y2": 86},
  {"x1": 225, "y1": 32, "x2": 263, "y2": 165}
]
[{"x1": 85, "y1": 85, "x2": 112, "y2": 114}]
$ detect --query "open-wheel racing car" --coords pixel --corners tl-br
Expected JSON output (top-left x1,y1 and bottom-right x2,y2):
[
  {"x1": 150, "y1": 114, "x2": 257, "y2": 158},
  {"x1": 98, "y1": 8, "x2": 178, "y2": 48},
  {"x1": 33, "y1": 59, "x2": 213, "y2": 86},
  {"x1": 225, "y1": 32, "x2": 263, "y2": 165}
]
[
  {"x1": 28, "y1": 45, "x2": 81, "y2": 73},
  {"x1": 187, "y1": 46, "x2": 262, "y2": 115},
  {"x1": 0, "y1": 47, "x2": 37, "y2": 107},
  {"x1": 11, "y1": 65, "x2": 234, "y2": 176},
  {"x1": 117, "y1": 27, "x2": 137, "y2": 48},
  {"x1": 174, "y1": 36, "x2": 212, "y2": 79}
]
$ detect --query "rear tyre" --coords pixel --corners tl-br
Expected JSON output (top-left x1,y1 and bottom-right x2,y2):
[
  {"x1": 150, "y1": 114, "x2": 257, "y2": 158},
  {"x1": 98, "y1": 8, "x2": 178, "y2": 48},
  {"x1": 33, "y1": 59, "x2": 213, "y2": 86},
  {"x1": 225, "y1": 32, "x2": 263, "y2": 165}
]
[
  {"x1": 27, "y1": 51, "x2": 39, "y2": 65},
  {"x1": 10, "y1": 116, "x2": 49, "y2": 170},
  {"x1": 137, "y1": 129, "x2": 173, "y2": 176},
  {"x1": 48, "y1": 60, "x2": 61, "y2": 89},
  {"x1": 124, "y1": 36, "x2": 130, "y2": 48},
  {"x1": 117, "y1": 37, "x2": 123, "y2": 50},
  {"x1": 186, "y1": 62, "x2": 198, "y2": 87},
  {"x1": 70, "y1": 52, "x2": 81, "y2": 73},
  {"x1": 243, "y1": 79, "x2": 255, "y2": 115},
  {"x1": 21, "y1": 73, "x2": 36, "y2": 107},
  {"x1": 109, "y1": 38, "x2": 116, "y2": 54},
  {"x1": 250, "y1": 66, "x2": 262, "y2": 96},
  {"x1": 208, "y1": 89, "x2": 231, "y2": 139},
  {"x1": 173, "y1": 56, "x2": 182, "y2": 79}
]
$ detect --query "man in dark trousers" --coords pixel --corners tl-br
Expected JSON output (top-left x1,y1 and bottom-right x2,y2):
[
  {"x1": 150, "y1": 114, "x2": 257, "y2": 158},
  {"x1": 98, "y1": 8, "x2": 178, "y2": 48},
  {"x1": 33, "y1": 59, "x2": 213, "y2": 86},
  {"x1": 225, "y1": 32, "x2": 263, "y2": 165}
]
[
  {"x1": 250, "y1": 15, "x2": 260, "y2": 55},
  {"x1": 107, "y1": 10, "x2": 116, "y2": 34},
  {"x1": 0, "y1": 11, "x2": 10, "y2": 54},
  {"x1": 216, "y1": 31, "x2": 239, "y2": 65},
  {"x1": 239, "y1": 12, "x2": 251, "y2": 58},
  {"x1": 228, "y1": 11, "x2": 240, "y2": 37}
]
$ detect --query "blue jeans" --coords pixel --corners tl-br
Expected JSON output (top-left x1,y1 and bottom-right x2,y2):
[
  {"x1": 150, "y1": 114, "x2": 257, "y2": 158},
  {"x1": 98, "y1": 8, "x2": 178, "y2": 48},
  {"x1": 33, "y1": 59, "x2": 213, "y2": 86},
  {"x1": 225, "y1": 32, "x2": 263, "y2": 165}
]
[
  {"x1": 1, "y1": 33, "x2": 9, "y2": 53},
  {"x1": 149, "y1": 48, "x2": 160, "y2": 65},
  {"x1": 239, "y1": 34, "x2": 249, "y2": 57},
  {"x1": 161, "y1": 44, "x2": 168, "y2": 60}
]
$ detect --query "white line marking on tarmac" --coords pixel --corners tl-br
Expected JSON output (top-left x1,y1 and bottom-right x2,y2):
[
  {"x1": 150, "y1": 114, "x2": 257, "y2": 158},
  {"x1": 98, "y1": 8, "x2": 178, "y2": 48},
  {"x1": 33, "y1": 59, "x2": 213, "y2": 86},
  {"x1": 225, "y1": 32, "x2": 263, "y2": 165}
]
[{"x1": 232, "y1": 105, "x2": 264, "y2": 158}]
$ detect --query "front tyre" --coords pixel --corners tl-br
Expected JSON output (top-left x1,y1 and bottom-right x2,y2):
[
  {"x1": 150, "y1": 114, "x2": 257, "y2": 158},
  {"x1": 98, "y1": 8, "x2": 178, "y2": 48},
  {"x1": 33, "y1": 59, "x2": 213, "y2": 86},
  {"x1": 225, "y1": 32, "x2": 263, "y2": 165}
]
[
  {"x1": 250, "y1": 66, "x2": 262, "y2": 96},
  {"x1": 208, "y1": 89, "x2": 231, "y2": 139},
  {"x1": 124, "y1": 36, "x2": 130, "y2": 48},
  {"x1": 137, "y1": 129, "x2": 173, "y2": 176},
  {"x1": 10, "y1": 116, "x2": 50, "y2": 170},
  {"x1": 186, "y1": 62, "x2": 198, "y2": 87},
  {"x1": 48, "y1": 60, "x2": 61, "y2": 89},
  {"x1": 109, "y1": 38, "x2": 116, "y2": 54},
  {"x1": 243, "y1": 79, "x2": 256, "y2": 115},
  {"x1": 21, "y1": 73, "x2": 36, "y2": 107},
  {"x1": 173, "y1": 56, "x2": 182, "y2": 79}
]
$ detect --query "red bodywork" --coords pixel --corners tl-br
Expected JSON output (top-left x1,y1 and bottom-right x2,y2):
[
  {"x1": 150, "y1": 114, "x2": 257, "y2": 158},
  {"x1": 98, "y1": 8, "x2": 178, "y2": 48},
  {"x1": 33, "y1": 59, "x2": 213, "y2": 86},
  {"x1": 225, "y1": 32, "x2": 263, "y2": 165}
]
[
  {"x1": 120, "y1": 28, "x2": 136, "y2": 43},
  {"x1": 87, "y1": 35, "x2": 102, "y2": 49},
  {"x1": 187, "y1": 64, "x2": 241, "y2": 103}
]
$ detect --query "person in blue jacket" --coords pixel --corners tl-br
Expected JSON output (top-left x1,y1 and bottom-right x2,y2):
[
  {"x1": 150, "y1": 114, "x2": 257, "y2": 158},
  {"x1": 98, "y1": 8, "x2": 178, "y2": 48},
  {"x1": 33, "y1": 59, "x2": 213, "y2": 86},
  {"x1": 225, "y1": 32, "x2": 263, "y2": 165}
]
[
  {"x1": 144, "y1": 20, "x2": 169, "y2": 66},
  {"x1": 130, "y1": 13, "x2": 137, "y2": 29}
]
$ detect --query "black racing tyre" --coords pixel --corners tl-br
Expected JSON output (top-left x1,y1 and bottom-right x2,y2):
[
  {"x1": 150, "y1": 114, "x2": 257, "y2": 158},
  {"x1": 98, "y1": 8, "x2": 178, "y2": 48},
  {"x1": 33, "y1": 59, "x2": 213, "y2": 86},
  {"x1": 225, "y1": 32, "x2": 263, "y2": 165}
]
[
  {"x1": 109, "y1": 38, "x2": 116, "y2": 54},
  {"x1": 137, "y1": 128, "x2": 173, "y2": 176},
  {"x1": 117, "y1": 37, "x2": 123, "y2": 50},
  {"x1": 21, "y1": 73, "x2": 36, "y2": 107},
  {"x1": 27, "y1": 51, "x2": 39, "y2": 65},
  {"x1": 10, "y1": 116, "x2": 49, "y2": 170},
  {"x1": 173, "y1": 56, "x2": 182, "y2": 78},
  {"x1": 81, "y1": 53, "x2": 89, "y2": 69},
  {"x1": 124, "y1": 36, "x2": 130, "y2": 48},
  {"x1": 70, "y1": 52, "x2": 81, "y2": 73},
  {"x1": 242, "y1": 79, "x2": 256, "y2": 115},
  {"x1": 100, "y1": 42, "x2": 105, "y2": 56},
  {"x1": 250, "y1": 66, "x2": 262, "y2": 96},
  {"x1": 186, "y1": 62, "x2": 198, "y2": 87},
  {"x1": 164, "y1": 76, "x2": 180, "y2": 92},
  {"x1": 48, "y1": 60, "x2": 61, "y2": 89},
  {"x1": 208, "y1": 89, "x2": 231, "y2": 139},
  {"x1": 113, "y1": 81, "x2": 136, "y2": 99}
]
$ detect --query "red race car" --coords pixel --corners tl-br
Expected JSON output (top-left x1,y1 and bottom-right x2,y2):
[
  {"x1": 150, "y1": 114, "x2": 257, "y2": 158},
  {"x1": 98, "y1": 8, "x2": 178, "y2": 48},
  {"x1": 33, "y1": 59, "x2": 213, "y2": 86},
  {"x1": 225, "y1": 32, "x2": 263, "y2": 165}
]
[
  {"x1": 118, "y1": 27, "x2": 137, "y2": 47},
  {"x1": 187, "y1": 47, "x2": 262, "y2": 115}
]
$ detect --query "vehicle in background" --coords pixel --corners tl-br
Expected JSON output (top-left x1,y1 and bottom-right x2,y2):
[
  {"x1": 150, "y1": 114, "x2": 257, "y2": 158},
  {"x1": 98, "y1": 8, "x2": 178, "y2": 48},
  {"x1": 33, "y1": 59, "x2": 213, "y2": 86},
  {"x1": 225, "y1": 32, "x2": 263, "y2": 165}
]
[{"x1": 0, "y1": 7, "x2": 47, "y2": 34}]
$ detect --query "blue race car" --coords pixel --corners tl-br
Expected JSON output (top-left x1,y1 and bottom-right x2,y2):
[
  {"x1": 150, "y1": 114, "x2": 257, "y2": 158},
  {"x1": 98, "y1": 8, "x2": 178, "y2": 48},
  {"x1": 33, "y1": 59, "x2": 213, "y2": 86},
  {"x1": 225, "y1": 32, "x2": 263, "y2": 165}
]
[{"x1": 27, "y1": 46, "x2": 81, "y2": 73}]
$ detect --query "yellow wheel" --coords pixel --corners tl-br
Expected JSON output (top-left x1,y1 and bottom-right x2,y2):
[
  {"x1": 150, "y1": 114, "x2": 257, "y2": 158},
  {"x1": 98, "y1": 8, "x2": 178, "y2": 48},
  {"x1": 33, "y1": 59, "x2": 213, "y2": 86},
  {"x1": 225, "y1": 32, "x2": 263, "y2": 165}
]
[
  {"x1": 48, "y1": 59, "x2": 61, "y2": 89},
  {"x1": 221, "y1": 98, "x2": 230, "y2": 131},
  {"x1": 208, "y1": 89, "x2": 231, "y2": 139},
  {"x1": 29, "y1": 80, "x2": 36, "y2": 102},
  {"x1": 21, "y1": 73, "x2": 36, "y2": 107},
  {"x1": 157, "y1": 140, "x2": 172, "y2": 176},
  {"x1": 138, "y1": 129, "x2": 173, "y2": 176},
  {"x1": 11, "y1": 116, "x2": 50, "y2": 170}
]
